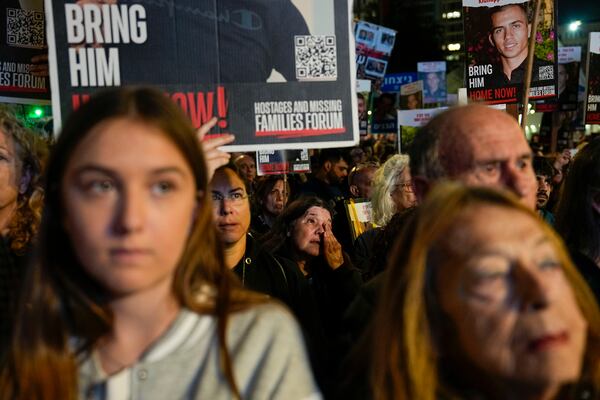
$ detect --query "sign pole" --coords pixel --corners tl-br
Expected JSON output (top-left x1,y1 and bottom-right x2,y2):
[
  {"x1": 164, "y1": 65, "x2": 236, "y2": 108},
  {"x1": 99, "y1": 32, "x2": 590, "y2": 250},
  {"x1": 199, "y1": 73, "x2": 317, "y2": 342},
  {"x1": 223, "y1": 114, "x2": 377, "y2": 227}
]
[{"x1": 520, "y1": 0, "x2": 542, "y2": 130}]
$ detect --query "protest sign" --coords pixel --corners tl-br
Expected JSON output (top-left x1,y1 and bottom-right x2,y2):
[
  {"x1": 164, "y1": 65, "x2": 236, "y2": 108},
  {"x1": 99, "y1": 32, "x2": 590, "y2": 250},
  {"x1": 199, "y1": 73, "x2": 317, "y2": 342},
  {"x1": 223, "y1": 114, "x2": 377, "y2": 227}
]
[
  {"x1": 397, "y1": 107, "x2": 448, "y2": 127},
  {"x1": 536, "y1": 46, "x2": 581, "y2": 112},
  {"x1": 463, "y1": 0, "x2": 557, "y2": 104},
  {"x1": 355, "y1": 20, "x2": 396, "y2": 90},
  {"x1": 399, "y1": 80, "x2": 423, "y2": 110},
  {"x1": 397, "y1": 107, "x2": 446, "y2": 152},
  {"x1": 344, "y1": 199, "x2": 373, "y2": 242},
  {"x1": 0, "y1": 0, "x2": 50, "y2": 104},
  {"x1": 371, "y1": 92, "x2": 397, "y2": 134},
  {"x1": 356, "y1": 79, "x2": 371, "y2": 137},
  {"x1": 586, "y1": 32, "x2": 600, "y2": 124},
  {"x1": 381, "y1": 72, "x2": 417, "y2": 93},
  {"x1": 256, "y1": 149, "x2": 311, "y2": 175},
  {"x1": 417, "y1": 61, "x2": 447, "y2": 104},
  {"x1": 45, "y1": 0, "x2": 357, "y2": 151}
]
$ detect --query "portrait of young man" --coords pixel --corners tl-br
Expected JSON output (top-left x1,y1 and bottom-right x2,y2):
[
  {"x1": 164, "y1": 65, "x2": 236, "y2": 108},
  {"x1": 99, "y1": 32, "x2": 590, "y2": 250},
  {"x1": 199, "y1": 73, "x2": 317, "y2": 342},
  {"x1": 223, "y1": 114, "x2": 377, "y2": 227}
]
[{"x1": 486, "y1": 3, "x2": 553, "y2": 85}]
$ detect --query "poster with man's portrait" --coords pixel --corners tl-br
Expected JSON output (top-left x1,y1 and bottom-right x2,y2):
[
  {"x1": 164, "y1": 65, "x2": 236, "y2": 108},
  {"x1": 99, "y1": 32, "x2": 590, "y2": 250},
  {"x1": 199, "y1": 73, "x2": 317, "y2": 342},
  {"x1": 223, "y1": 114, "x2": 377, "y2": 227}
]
[
  {"x1": 586, "y1": 32, "x2": 600, "y2": 124},
  {"x1": 535, "y1": 46, "x2": 581, "y2": 113},
  {"x1": 355, "y1": 20, "x2": 396, "y2": 90},
  {"x1": 463, "y1": 0, "x2": 558, "y2": 104},
  {"x1": 417, "y1": 61, "x2": 447, "y2": 104},
  {"x1": 557, "y1": 46, "x2": 580, "y2": 111},
  {"x1": 399, "y1": 80, "x2": 423, "y2": 110}
]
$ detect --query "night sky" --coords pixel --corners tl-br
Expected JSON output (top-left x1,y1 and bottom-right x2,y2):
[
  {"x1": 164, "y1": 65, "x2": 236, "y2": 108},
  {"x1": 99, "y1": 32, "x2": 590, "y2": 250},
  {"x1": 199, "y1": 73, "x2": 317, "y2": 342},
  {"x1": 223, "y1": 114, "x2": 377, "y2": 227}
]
[{"x1": 557, "y1": 0, "x2": 600, "y2": 24}]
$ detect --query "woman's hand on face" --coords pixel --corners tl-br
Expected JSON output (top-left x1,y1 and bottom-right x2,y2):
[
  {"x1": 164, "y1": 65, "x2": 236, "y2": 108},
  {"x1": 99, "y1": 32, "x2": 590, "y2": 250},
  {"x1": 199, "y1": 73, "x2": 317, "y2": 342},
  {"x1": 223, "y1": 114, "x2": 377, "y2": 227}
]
[
  {"x1": 197, "y1": 117, "x2": 234, "y2": 182},
  {"x1": 323, "y1": 224, "x2": 344, "y2": 270}
]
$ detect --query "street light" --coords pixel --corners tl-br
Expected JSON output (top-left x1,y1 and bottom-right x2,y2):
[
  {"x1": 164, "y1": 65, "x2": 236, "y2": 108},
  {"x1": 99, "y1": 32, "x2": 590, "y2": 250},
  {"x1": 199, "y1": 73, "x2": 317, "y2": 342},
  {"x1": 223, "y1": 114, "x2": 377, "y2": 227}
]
[{"x1": 569, "y1": 20, "x2": 582, "y2": 32}]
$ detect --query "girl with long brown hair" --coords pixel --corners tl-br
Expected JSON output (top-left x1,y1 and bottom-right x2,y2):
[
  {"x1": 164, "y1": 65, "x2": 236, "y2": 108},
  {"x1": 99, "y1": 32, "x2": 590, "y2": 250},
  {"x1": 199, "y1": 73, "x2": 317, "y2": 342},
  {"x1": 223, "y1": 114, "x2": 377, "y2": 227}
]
[{"x1": 0, "y1": 87, "x2": 318, "y2": 400}]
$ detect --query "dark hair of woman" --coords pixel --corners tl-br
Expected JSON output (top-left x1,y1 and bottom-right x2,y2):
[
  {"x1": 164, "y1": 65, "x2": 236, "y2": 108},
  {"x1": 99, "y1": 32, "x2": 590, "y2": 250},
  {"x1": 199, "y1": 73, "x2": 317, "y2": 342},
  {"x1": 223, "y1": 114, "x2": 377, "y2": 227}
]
[
  {"x1": 261, "y1": 195, "x2": 332, "y2": 255},
  {"x1": 555, "y1": 138, "x2": 600, "y2": 262},
  {"x1": 253, "y1": 175, "x2": 288, "y2": 209}
]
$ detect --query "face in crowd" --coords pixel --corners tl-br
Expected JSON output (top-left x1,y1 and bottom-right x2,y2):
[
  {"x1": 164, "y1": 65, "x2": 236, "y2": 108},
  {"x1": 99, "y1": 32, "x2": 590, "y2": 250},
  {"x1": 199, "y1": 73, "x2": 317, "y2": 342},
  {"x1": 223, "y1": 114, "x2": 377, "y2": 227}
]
[
  {"x1": 535, "y1": 174, "x2": 552, "y2": 209},
  {"x1": 439, "y1": 106, "x2": 537, "y2": 209},
  {"x1": 325, "y1": 157, "x2": 349, "y2": 185},
  {"x1": 438, "y1": 202, "x2": 586, "y2": 394},
  {"x1": 489, "y1": 5, "x2": 530, "y2": 65},
  {"x1": 357, "y1": 95, "x2": 366, "y2": 118},
  {"x1": 0, "y1": 128, "x2": 25, "y2": 230},
  {"x1": 426, "y1": 72, "x2": 440, "y2": 94},
  {"x1": 211, "y1": 168, "x2": 251, "y2": 246},
  {"x1": 291, "y1": 206, "x2": 332, "y2": 258},
  {"x1": 557, "y1": 64, "x2": 568, "y2": 95},
  {"x1": 407, "y1": 94, "x2": 420, "y2": 110},
  {"x1": 61, "y1": 117, "x2": 198, "y2": 296},
  {"x1": 263, "y1": 179, "x2": 288, "y2": 217},
  {"x1": 350, "y1": 165, "x2": 377, "y2": 200},
  {"x1": 391, "y1": 167, "x2": 416, "y2": 212},
  {"x1": 370, "y1": 184, "x2": 597, "y2": 400},
  {"x1": 554, "y1": 149, "x2": 571, "y2": 171},
  {"x1": 234, "y1": 155, "x2": 256, "y2": 184}
]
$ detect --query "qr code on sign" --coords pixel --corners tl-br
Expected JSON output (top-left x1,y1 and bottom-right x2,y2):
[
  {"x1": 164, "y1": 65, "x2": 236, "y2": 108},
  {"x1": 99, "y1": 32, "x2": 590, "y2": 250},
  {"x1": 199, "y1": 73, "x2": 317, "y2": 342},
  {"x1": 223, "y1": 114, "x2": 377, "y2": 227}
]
[
  {"x1": 538, "y1": 65, "x2": 554, "y2": 80},
  {"x1": 6, "y1": 8, "x2": 45, "y2": 49},
  {"x1": 295, "y1": 35, "x2": 337, "y2": 81}
]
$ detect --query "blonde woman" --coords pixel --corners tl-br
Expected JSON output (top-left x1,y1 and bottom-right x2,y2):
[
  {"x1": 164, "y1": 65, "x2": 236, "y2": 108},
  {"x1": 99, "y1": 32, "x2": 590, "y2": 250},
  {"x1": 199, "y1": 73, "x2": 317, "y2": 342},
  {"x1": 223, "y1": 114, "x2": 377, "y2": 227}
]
[{"x1": 370, "y1": 154, "x2": 416, "y2": 227}]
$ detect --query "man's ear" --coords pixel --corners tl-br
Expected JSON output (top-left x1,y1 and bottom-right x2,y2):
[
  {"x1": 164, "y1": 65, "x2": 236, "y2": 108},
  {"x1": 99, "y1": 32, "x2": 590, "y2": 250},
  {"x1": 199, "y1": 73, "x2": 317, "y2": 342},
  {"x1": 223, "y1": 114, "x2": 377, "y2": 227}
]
[
  {"x1": 349, "y1": 184, "x2": 359, "y2": 197},
  {"x1": 412, "y1": 176, "x2": 430, "y2": 204},
  {"x1": 323, "y1": 160, "x2": 332, "y2": 172},
  {"x1": 18, "y1": 168, "x2": 32, "y2": 195},
  {"x1": 488, "y1": 33, "x2": 494, "y2": 48},
  {"x1": 528, "y1": 23, "x2": 532, "y2": 38}
]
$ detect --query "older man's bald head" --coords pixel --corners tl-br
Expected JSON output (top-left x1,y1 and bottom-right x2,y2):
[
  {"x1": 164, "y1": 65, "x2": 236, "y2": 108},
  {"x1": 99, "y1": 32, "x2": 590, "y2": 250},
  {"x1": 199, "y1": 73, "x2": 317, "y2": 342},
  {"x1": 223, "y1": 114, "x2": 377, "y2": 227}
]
[{"x1": 409, "y1": 104, "x2": 537, "y2": 209}]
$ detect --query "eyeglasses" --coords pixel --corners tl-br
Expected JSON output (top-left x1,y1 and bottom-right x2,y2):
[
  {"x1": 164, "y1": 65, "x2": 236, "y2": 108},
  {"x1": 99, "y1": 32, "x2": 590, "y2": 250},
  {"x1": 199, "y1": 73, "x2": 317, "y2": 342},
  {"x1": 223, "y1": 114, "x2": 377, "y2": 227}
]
[
  {"x1": 211, "y1": 192, "x2": 249, "y2": 206},
  {"x1": 392, "y1": 181, "x2": 413, "y2": 193}
]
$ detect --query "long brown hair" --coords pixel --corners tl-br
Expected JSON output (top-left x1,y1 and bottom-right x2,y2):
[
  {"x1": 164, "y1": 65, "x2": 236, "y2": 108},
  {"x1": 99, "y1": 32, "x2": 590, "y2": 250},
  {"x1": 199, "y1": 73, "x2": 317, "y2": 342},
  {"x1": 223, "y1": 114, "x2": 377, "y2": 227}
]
[
  {"x1": 555, "y1": 137, "x2": 600, "y2": 261},
  {"x1": 369, "y1": 182, "x2": 600, "y2": 400},
  {"x1": 0, "y1": 87, "x2": 261, "y2": 399}
]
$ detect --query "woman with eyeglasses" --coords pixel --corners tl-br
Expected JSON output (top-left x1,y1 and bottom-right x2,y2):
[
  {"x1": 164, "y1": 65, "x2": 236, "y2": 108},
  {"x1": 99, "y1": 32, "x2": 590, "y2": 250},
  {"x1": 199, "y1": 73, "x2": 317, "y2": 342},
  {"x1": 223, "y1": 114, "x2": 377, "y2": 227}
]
[
  {"x1": 370, "y1": 154, "x2": 416, "y2": 227},
  {"x1": 353, "y1": 154, "x2": 416, "y2": 278},
  {"x1": 0, "y1": 88, "x2": 319, "y2": 400},
  {"x1": 261, "y1": 196, "x2": 362, "y2": 397},
  {"x1": 210, "y1": 166, "x2": 303, "y2": 313}
]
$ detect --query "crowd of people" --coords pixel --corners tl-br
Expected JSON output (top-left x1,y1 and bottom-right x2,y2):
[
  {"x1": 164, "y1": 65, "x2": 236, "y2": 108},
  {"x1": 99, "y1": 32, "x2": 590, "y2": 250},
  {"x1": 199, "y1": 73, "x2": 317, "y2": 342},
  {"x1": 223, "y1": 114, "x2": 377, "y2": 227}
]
[{"x1": 0, "y1": 88, "x2": 599, "y2": 400}]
